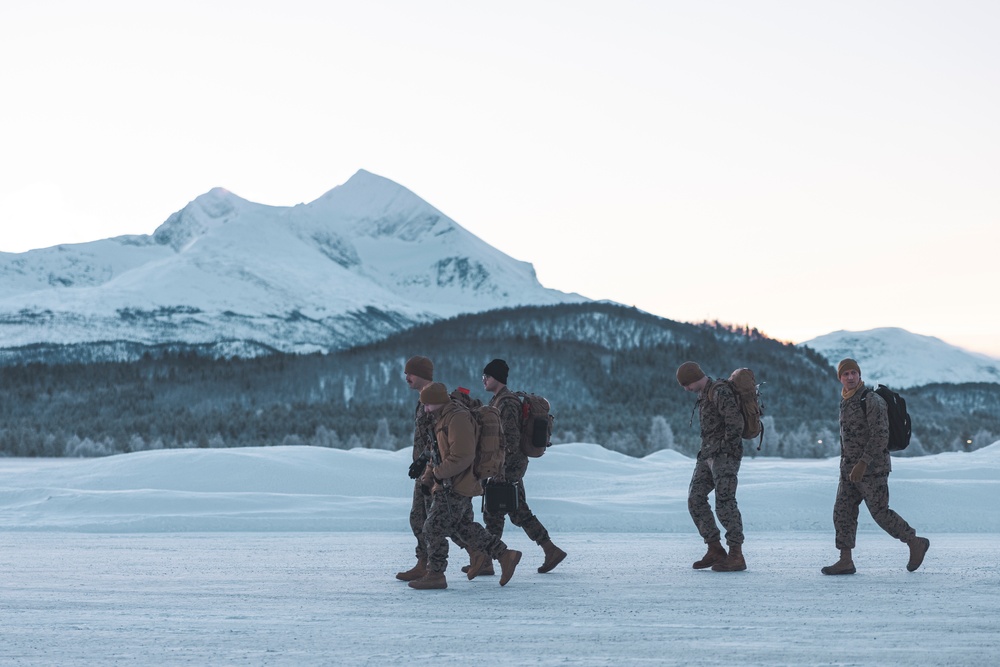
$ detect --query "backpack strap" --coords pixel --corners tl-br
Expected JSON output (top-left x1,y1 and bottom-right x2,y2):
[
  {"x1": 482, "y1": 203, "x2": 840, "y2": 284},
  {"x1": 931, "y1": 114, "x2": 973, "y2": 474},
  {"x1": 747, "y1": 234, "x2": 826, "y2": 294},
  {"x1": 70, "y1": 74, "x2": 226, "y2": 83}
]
[
  {"x1": 690, "y1": 381, "x2": 721, "y2": 429},
  {"x1": 495, "y1": 392, "x2": 524, "y2": 420},
  {"x1": 858, "y1": 387, "x2": 871, "y2": 416},
  {"x1": 706, "y1": 380, "x2": 719, "y2": 403}
]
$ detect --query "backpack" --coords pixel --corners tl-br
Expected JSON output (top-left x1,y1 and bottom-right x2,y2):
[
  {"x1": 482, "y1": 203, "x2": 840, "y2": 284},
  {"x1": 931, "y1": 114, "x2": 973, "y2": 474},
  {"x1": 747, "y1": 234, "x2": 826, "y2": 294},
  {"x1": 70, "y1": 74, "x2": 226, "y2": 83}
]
[
  {"x1": 498, "y1": 391, "x2": 554, "y2": 458},
  {"x1": 450, "y1": 388, "x2": 506, "y2": 479},
  {"x1": 860, "y1": 384, "x2": 912, "y2": 452},
  {"x1": 709, "y1": 368, "x2": 764, "y2": 450}
]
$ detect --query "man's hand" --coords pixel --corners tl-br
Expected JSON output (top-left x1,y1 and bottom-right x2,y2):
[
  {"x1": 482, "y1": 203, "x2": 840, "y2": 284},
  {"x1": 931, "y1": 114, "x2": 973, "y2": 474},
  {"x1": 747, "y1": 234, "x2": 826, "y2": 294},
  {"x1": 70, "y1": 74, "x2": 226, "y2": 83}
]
[
  {"x1": 849, "y1": 460, "x2": 868, "y2": 483},
  {"x1": 408, "y1": 455, "x2": 428, "y2": 479}
]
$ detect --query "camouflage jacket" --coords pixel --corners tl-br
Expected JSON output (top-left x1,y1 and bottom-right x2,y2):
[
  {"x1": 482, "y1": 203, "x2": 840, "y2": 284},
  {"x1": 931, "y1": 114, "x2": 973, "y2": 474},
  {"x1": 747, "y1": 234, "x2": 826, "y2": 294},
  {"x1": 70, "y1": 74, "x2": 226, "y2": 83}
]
[
  {"x1": 412, "y1": 400, "x2": 437, "y2": 462},
  {"x1": 839, "y1": 383, "x2": 891, "y2": 476},
  {"x1": 696, "y1": 378, "x2": 744, "y2": 458}
]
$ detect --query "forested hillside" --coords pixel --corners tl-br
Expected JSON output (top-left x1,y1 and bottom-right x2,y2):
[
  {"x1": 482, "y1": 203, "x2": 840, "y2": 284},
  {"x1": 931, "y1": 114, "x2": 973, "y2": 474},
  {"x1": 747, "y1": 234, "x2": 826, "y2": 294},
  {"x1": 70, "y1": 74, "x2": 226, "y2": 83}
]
[{"x1": 1, "y1": 303, "x2": 995, "y2": 458}]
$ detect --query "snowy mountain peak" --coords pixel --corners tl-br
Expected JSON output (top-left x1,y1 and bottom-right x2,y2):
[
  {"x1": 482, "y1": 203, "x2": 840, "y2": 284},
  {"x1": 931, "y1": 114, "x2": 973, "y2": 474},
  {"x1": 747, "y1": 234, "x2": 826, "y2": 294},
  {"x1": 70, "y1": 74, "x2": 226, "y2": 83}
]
[
  {"x1": 310, "y1": 170, "x2": 452, "y2": 241},
  {"x1": 0, "y1": 170, "x2": 586, "y2": 357},
  {"x1": 799, "y1": 328, "x2": 1000, "y2": 388},
  {"x1": 152, "y1": 187, "x2": 245, "y2": 252}
]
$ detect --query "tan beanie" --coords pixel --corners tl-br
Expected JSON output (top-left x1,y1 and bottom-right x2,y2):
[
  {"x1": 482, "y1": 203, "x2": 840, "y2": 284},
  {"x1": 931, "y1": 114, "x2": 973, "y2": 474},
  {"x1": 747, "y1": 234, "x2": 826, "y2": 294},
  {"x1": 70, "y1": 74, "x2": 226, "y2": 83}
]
[
  {"x1": 837, "y1": 358, "x2": 861, "y2": 378},
  {"x1": 676, "y1": 361, "x2": 706, "y2": 386},
  {"x1": 419, "y1": 382, "x2": 449, "y2": 406},
  {"x1": 404, "y1": 356, "x2": 434, "y2": 381}
]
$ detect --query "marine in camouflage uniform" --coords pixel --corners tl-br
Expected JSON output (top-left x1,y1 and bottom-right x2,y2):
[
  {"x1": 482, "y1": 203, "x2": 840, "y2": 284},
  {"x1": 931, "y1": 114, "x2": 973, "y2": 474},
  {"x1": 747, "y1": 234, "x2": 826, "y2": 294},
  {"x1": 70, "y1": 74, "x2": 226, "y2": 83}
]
[
  {"x1": 482, "y1": 359, "x2": 567, "y2": 574},
  {"x1": 406, "y1": 401, "x2": 440, "y2": 557},
  {"x1": 822, "y1": 358, "x2": 929, "y2": 575},
  {"x1": 677, "y1": 361, "x2": 747, "y2": 572},
  {"x1": 395, "y1": 356, "x2": 442, "y2": 582},
  {"x1": 409, "y1": 382, "x2": 522, "y2": 589}
]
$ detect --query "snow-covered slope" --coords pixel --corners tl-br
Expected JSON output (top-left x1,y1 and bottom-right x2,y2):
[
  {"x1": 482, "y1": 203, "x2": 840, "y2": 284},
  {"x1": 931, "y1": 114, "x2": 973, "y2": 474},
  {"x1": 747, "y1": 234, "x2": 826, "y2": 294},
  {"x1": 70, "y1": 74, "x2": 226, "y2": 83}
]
[
  {"x1": 2, "y1": 441, "x2": 998, "y2": 532},
  {"x1": 800, "y1": 327, "x2": 1000, "y2": 388},
  {"x1": 0, "y1": 170, "x2": 585, "y2": 354}
]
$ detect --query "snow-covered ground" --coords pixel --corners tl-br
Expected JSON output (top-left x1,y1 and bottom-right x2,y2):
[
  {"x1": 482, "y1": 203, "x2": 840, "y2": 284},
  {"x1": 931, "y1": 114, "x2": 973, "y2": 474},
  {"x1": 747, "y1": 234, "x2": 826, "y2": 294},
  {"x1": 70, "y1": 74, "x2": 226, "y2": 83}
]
[{"x1": 2, "y1": 443, "x2": 999, "y2": 665}]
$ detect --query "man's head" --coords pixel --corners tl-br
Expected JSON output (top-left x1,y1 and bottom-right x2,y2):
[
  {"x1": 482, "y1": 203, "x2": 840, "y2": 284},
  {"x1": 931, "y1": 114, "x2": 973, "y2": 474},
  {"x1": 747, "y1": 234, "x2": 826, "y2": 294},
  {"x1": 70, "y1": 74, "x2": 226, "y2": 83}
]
[
  {"x1": 482, "y1": 358, "x2": 509, "y2": 393},
  {"x1": 419, "y1": 382, "x2": 449, "y2": 413},
  {"x1": 676, "y1": 361, "x2": 709, "y2": 393},
  {"x1": 837, "y1": 358, "x2": 862, "y2": 392},
  {"x1": 404, "y1": 356, "x2": 434, "y2": 391}
]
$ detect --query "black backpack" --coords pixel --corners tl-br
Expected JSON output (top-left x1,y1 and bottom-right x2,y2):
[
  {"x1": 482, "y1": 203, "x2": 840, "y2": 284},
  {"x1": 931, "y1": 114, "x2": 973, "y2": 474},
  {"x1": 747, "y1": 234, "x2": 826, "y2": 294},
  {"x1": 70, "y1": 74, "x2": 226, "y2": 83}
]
[{"x1": 860, "y1": 384, "x2": 912, "y2": 452}]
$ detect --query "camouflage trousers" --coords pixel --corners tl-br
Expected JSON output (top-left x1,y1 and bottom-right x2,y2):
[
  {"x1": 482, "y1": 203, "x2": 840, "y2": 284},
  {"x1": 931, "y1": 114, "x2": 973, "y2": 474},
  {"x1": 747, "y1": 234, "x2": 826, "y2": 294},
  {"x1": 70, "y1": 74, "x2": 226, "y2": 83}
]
[
  {"x1": 408, "y1": 480, "x2": 469, "y2": 560},
  {"x1": 408, "y1": 480, "x2": 436, "y2": 561},
  {"x1": 688, "y1": 452, "x2": 744, "y2": 547},
  {"x1": 833, "y1": 473, "x2": 916, "y2": 550},
  {"x1": 423, "y1": 489, "x2": 508, "y2": 574},
  {"x1": 483, "y1": 452, "x2": 550, "y2": 545}
]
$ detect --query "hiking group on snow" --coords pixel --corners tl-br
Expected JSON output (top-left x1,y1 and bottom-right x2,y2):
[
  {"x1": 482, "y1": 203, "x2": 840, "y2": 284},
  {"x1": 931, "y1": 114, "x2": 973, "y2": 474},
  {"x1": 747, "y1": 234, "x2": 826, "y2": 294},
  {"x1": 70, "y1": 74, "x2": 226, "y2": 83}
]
[{"x1": 395, "y1": 354, "x2": 928, "y2": 589}]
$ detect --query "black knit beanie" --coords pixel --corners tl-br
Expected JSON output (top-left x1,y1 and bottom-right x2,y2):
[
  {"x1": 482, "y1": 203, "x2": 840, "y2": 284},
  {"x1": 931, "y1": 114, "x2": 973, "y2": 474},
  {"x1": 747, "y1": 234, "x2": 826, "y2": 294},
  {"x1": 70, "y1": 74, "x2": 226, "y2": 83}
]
[{"x1": 483, "y1": 358, "x2": 509, "y2": 385}]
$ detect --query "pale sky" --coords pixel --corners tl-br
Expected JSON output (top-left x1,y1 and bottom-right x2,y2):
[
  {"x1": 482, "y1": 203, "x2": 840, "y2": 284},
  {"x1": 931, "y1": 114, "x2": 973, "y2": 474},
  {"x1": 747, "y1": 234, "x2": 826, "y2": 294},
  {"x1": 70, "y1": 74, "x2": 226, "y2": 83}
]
[{"x1": 2, "y1": 1, "x2": 998, "y2": 358}]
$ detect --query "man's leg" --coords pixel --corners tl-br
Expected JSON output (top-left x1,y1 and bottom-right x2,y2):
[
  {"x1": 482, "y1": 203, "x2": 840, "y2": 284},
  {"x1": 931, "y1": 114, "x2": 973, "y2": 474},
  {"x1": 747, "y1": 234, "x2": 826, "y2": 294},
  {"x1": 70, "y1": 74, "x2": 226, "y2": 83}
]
[
  {"x1": 454, "y1": 494, "x2": 522, "y2": 586},
  {"x1": 711, "y1": 453, "x2": 744, "y2": 548},
  {"x1": 688, "y1": 457, "x2": 721, "y2": 544},
  {"x1": 822, "y1": 475, "x2": 862, "y2": 575},
  {"x1": 396, "y1": 481, "x2": 430, "y2": 581},
  {"x1": 861, "y1": 475, "x2": 929, "y2": 571},
  {"x1": 710, "y1": 453, "x2": 746, "y2": 572},
  {"x1": 861, "y1": 475, "x2": 916, "y2": 542},
  {"x1": 410, "y1": 490, "x2": 458, "y2": 590}
]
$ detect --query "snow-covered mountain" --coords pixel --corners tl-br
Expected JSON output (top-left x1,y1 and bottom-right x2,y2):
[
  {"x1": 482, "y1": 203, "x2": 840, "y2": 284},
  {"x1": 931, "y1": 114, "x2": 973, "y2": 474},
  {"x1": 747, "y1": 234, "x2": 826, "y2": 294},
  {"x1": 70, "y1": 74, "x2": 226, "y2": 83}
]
[
  {"x1": 0, "y1": 170, "x2": 585, "y2": 355},
  {"x1": 800, "y1": 328, "x2": 1000, "y2": 388}
]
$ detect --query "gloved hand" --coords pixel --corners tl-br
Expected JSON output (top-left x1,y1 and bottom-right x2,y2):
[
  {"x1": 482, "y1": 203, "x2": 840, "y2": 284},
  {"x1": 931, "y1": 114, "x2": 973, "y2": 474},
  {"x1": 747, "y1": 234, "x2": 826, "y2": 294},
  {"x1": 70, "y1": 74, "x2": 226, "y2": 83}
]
[
  {"x1": 849, "y1": 460, "x2": 868, "y2": 483},
  {"x1": 408, "y1": 456, "x2": 428, "y2": 480}
]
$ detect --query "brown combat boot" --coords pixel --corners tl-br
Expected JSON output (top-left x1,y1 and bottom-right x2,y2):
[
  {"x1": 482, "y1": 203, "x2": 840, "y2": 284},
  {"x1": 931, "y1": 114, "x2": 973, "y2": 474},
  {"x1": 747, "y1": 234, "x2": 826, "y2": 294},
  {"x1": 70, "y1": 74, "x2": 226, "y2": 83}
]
[
  {"x1": 466, "y1": 551, "x2": 495, "y2": 579},
  {"x1": 821, "y1": 549, "x2": 856, "y2": 575},
  {"x1": 692, "y1": 541, "x2": 726, "y2": 569},
  {"x1": 906, "y1": 536, "x2": 930, "y2": 572},
  {"x1": 408, "y1": 571, "x2": 447, "y2": 590},
  {"x1": 395, "y1": 557, "x2": 427, "y2": 581},
  {"x1": 712, "y1": 544, "x2": 747, "y2": 572},
  {"x1": 537, "y1": 539, "x2": 567, "y2": 573},
  {"x1": 498, "y1": 549, "x2": 522, "y2": 586},
  {"x1": 462, "y1": 552, "x2": 496, "y2": 579}
]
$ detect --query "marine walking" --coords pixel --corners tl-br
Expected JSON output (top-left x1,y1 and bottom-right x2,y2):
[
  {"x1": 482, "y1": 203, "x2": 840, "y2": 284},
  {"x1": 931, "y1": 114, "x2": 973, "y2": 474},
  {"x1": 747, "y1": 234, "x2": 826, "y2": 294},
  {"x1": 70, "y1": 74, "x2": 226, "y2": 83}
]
[{"x1": 822, "y1": 358, "x2": 930, "y2": 575}]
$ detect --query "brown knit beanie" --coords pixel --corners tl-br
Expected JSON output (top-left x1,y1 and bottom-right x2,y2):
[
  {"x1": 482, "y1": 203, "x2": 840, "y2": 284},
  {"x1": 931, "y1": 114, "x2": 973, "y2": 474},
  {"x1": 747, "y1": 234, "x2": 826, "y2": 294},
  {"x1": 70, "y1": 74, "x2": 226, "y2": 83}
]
[
  {"x1": 404, "y1": 356, "x2": 434, "y2": 381},
  {"x1": 837, "y1": 358, "x2": 861, "y2": 378},
  {"x1": 419, "y1": 382, "x2": 449, "y2": 406},
  {"x1": 676, "y1": 361, "x2": 706, "y2": 386}
]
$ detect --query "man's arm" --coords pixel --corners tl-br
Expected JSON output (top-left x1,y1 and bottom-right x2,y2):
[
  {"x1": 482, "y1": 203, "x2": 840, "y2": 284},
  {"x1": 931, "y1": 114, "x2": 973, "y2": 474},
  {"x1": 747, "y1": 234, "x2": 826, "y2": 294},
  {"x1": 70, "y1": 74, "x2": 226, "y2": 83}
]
[
  {"x1": 862, "y1": 393, "x2": 890, "y2": 465},
  {"x1": 497, "y1": 397, "x2": 522, "y2": 453},
  {"x1": 432, "y1": 413, "x2": 476, "y2": 481},
  {"x1": 715, "y1": 384, "x2": 745, "y2": 450}
]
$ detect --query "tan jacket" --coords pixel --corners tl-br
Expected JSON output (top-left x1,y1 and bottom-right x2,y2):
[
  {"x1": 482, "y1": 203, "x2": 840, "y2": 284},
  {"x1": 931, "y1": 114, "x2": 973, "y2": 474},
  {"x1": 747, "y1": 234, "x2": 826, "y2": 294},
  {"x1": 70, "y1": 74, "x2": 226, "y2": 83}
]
[{"x1": 430, "y1": 402, "x2": 483, "y2": 498}]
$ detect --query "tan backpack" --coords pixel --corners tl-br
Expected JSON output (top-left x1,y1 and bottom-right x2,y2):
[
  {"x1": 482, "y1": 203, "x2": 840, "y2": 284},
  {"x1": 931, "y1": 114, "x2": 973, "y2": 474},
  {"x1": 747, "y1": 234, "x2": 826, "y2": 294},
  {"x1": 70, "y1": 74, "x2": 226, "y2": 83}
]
[
  {"x1": 450, "y1": 388, "x2": 506, "y2": 480},
  {"x1": 709, "y1": 368, "x2": 764, "y2": 449}
]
